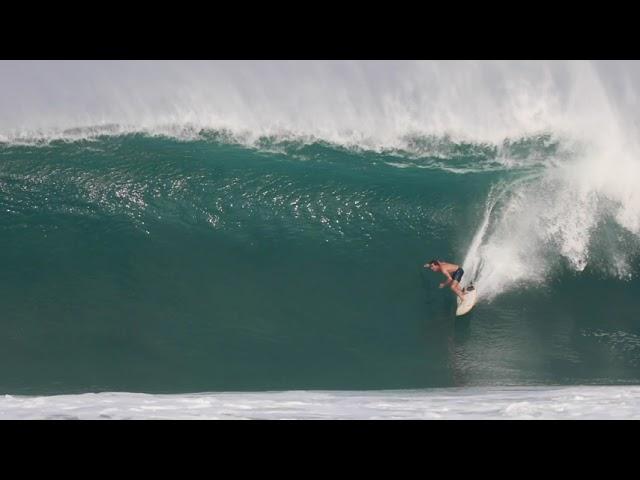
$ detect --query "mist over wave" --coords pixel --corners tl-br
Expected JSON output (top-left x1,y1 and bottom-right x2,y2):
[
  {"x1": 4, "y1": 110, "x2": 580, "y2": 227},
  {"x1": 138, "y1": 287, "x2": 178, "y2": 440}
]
[{"x1": 0, "y1": 61, "x2": 636, "y2": 147}]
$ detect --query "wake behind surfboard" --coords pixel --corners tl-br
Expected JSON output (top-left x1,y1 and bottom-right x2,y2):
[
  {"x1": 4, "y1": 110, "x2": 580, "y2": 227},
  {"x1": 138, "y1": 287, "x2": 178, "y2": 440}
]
[{"x1": 456, "y1": 284, "x2": 477, "y2": 316}]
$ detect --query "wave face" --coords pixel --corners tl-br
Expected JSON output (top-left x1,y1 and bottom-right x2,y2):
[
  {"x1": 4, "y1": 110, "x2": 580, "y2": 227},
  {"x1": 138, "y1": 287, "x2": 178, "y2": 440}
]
[{"x1": 1, "y1": 61, "x2": 640, "y2": 395}]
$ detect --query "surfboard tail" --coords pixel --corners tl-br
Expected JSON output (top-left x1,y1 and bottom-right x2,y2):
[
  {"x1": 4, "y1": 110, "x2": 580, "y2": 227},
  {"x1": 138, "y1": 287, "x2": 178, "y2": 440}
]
[{"x1": 456, "y1": 285, "x2": 478, "y2": 316}]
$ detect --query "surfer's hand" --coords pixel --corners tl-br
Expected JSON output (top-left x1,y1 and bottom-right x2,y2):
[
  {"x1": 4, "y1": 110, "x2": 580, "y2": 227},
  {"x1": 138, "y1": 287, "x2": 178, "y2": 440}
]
[{"x1": 439, "y1": 283, "x2": 445, "y2": 288}]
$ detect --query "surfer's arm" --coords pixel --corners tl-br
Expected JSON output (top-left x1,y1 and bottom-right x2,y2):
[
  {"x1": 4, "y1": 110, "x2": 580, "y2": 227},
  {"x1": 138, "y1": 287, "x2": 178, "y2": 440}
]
[{"x1": 439, "y1": 273, "x2": 453, "y2": 288}]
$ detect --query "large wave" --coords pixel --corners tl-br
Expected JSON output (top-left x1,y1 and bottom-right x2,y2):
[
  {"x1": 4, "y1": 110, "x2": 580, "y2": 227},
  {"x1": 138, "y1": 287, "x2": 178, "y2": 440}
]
[{"x1": 2, "y1": 60, "x2": 640, "y2": 301}]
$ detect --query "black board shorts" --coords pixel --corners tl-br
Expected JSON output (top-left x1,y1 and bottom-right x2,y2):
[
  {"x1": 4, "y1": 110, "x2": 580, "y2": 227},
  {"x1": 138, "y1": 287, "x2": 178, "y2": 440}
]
[{"x1": 451, "y1": 268, "x2": 464, "y2": 283}]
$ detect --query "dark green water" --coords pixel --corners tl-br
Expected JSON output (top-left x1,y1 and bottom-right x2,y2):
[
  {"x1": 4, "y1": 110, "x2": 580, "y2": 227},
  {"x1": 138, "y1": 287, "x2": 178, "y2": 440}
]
[{"x1": 1, "y1": 134, "x2": 639, "y2": 395}]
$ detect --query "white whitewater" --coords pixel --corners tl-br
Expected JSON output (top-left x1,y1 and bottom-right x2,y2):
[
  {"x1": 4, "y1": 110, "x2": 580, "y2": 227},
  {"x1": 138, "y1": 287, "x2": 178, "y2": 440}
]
[{"x1": 2, "y1": 386, "x2": 640, "y2": 419}]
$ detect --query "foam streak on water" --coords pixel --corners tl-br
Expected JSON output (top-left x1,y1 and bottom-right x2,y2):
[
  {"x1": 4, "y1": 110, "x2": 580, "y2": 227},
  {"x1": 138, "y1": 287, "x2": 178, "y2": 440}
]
[{"x1": 2, "y1": 387, "x2": 640, "y2": 419}]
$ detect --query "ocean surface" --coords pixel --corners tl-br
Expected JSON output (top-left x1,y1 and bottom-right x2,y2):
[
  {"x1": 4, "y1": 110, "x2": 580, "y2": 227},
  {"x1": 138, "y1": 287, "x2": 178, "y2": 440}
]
[{"x1": 1, "y1": 61, "x2": 639, "y2": 418}]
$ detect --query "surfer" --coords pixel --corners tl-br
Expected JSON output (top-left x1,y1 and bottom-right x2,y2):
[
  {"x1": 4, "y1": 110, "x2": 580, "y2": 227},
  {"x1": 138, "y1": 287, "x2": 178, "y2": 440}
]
[{"x1": 424, "y1": 259, "x2": 466, "y2": 301}]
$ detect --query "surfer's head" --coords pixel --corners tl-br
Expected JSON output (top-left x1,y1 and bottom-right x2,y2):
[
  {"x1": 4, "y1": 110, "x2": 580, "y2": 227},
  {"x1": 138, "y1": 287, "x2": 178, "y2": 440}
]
[{"x1": 426, "y1": 259, "x2": 441, "y2": 271}]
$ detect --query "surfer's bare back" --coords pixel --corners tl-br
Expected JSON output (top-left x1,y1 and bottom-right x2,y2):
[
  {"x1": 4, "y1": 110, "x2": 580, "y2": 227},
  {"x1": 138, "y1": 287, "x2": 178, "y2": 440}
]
[{"x1": 424, "y1": 259, "x2": 466, "y2": 301}]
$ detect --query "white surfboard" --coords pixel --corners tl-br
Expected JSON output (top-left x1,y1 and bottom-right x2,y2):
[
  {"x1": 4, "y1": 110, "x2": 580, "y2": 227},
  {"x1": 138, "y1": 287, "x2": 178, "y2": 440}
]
[{"x1": 456, "y1": 284, "x2": 477, "y2": 316}]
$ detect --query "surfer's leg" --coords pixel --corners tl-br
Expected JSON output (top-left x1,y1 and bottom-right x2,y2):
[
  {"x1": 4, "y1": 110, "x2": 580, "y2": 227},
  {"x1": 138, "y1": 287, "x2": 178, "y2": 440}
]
[{"x1": 450, "y1": 281, "x2": 465, "y2": 300}]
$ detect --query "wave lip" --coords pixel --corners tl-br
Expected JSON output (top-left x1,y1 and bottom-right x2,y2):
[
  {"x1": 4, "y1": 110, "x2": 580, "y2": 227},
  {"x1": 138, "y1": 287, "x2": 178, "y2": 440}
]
[{"x1": 2, "y1": 386, "x2": 640, "y2": 419}]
